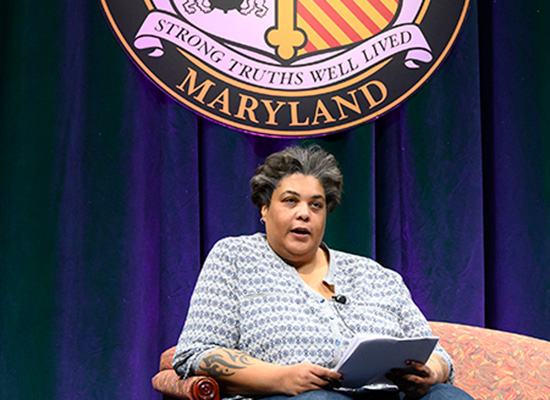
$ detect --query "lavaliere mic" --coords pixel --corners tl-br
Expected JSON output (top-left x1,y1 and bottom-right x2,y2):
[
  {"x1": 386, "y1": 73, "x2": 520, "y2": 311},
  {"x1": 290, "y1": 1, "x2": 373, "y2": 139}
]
[
  {"x1": 331, "y1": 295, "x2": 355, "y2": 334},
  {"x1": 332, "y1": 295, "x2": 347, "y2": 304}
]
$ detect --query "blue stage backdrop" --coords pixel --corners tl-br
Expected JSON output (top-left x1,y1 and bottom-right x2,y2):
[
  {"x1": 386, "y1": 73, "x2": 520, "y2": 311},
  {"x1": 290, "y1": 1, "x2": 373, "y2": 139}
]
[{"x1": 1, "y1": 1, "x2": 549, "y2": 399}]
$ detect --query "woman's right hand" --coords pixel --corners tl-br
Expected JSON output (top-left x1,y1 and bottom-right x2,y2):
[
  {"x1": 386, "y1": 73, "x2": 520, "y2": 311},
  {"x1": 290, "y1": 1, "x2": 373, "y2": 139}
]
[{"x1": 278, "y1": 362, "x2": 343, "y2": 395}]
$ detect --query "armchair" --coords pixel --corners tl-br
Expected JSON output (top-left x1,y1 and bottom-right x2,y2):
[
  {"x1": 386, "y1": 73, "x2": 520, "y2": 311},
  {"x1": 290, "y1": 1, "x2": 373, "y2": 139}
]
[{"x1": 152, "y1": 322, "x2": 550, "y2": 399}]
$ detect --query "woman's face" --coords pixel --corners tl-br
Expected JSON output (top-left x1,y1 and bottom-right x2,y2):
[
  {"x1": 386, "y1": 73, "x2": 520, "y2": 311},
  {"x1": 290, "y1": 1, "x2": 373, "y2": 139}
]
[{"x1": 261, "y1": 174, "x2": 327, "y2": 266}]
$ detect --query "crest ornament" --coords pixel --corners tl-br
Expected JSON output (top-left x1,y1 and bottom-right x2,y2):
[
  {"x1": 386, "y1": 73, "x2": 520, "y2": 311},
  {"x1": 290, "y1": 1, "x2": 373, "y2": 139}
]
[{"x1": 101, "y1": 0, "x2": 470, "y2": 137}]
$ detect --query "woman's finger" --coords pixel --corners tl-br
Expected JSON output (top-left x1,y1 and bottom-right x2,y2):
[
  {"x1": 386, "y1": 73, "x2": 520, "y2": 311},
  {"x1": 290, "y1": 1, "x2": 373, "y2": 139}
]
[{"x1": 314, "y1": 367, "x2": 343, "y2": 382}]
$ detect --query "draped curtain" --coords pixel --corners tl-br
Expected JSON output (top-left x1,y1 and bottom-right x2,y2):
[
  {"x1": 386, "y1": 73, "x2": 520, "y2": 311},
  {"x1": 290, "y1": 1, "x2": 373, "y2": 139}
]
[{"x1": 1, "y1": 1, "x2": 549, "y2": 398}]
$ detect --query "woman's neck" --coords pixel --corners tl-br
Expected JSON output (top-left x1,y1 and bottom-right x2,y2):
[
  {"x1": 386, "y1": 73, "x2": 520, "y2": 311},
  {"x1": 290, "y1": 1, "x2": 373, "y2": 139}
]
[{"x1": 295, "y1": 247, "x2": 334, "y2": 299}]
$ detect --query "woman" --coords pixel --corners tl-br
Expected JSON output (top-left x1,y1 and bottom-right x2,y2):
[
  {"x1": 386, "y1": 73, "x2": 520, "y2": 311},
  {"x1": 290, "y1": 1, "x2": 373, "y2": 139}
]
[{"x1": 173, "y1": 146, "x2": 473, "y2": 400}]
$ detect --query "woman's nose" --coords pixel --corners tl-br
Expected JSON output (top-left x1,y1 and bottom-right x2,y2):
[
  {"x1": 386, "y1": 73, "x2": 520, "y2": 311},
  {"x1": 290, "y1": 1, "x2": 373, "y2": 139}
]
[{"x1": 296, "y1": 202, "x2": 310, "y2": 220}]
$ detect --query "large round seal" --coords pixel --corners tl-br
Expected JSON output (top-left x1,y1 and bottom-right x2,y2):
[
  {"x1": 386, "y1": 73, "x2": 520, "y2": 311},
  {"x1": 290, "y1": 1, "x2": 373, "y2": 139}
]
[{"x1": 100, "y1": 0, "x2": 470, "y2": 137}]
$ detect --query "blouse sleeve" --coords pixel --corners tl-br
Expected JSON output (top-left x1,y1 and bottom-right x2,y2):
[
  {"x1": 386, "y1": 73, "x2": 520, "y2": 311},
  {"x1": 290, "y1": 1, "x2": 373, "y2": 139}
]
[
  {"x1": 172, "y1": 238, "x2": 241, "y2": 378},
  {"x1": 391, "y1": 271, "x2": 456, "y2": 384}
]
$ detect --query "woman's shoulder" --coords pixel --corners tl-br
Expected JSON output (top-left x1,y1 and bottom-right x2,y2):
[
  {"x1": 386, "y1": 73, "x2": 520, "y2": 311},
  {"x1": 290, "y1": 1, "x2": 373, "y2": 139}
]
[
  {"x1": 208, "y1": 232, "x2": 268, "y2": 257},
  {"x1": 330, "y1": 248, "x2": 403, "y2": 281},
  {"x1": 200, "y1": 233, "x2": 268, "y2": 275},
  {"x1": 329, "y1": 247, "x2": 377, "y2": 268},
  {"x1": 212, "y1": 232, "x2": 266, "y2": 247}
]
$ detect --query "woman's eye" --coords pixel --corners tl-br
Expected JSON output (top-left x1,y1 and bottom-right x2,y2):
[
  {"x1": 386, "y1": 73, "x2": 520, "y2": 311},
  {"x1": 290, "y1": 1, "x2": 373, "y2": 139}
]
[{"x1": 284, "y1": 198, "x2": 296, "y2": 203}]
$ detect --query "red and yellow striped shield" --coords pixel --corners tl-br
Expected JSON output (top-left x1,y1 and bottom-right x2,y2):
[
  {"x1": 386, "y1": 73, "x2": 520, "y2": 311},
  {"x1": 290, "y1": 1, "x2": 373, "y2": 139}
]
[{"x1": 296, "y1": 0, "x2": 400, "y2": 54}]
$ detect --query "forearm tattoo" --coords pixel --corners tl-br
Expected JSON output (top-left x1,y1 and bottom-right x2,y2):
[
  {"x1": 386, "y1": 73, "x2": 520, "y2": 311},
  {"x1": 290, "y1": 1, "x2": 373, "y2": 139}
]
[
  {"x1": 433, "y1": 355, "x2": 448, "y2": 382},
  {"x1": 201, "y1": 350, "x2": 254, "y2": 377}
]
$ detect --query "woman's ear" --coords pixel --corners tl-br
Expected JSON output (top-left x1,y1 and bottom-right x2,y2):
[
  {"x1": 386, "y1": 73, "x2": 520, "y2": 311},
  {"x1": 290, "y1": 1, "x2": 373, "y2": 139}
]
[{"x1": 261, "y1": 204, "x2": 268, "y2": 220}]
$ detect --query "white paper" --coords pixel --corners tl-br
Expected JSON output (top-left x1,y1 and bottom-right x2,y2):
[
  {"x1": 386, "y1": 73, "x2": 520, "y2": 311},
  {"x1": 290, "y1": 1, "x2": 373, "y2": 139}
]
[{"x1": 334, "y1": 335, "x2": 439, "y2": 388}]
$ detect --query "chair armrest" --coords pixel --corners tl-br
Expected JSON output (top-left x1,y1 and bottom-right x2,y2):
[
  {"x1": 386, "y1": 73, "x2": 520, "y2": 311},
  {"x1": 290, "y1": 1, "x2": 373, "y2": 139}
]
[
  {"x1": 152, "y1": 371, "x2": 220, "y2": 400},
  {"x1": 152, "y1": 347, "x2": 220, "y2": 400}
]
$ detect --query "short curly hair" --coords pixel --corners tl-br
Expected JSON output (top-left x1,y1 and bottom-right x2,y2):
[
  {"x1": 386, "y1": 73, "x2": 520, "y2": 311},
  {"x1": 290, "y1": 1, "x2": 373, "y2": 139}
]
[{"x1": 250, "y1": 145, "x2": 343, "y2": 214}]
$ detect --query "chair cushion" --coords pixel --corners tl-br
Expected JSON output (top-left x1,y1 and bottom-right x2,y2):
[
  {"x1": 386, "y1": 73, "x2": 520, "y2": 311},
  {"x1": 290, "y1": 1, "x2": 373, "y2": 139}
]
[{"x1": 429, "y1": 321, "x2": 550, "y2": 398}]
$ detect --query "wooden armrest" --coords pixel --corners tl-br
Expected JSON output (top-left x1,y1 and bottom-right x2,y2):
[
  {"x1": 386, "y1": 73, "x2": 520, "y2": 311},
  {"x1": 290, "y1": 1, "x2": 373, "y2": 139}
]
[
  {"x1": 152, "y1": 371, "x2": 220, "y2": 400},
  {"x1": 152, "y1": 347, "x2": 220, "y2": 400}
]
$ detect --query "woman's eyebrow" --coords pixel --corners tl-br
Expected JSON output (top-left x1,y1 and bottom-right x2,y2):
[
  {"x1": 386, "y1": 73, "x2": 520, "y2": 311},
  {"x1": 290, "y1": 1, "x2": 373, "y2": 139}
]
[{"x1": 280, "y1": 190, "x2": 325, "y2": 200}]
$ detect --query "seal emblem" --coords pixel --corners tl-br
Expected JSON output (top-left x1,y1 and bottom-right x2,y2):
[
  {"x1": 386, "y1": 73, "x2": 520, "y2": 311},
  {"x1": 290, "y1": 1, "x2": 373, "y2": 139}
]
[{"x1": 100, "y1": 0, "x2": 470, "y2": 137}]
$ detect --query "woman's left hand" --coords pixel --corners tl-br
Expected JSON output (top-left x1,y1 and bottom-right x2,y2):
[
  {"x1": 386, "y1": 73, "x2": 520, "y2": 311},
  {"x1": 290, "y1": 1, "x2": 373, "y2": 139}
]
[{"x1": 385, "y1": 360, "x2": 437, "y2": 399}]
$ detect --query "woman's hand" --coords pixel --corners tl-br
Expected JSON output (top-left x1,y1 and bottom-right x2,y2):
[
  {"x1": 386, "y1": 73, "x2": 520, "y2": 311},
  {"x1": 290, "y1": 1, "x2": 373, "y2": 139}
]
[
  {"x1": 385, "y1": 360, "x2": 437, "y2": 398},
  {"x1": 278, "y1": 362, "x2": 343, "y2": 396},
  {"x1": 385, "y1": 354, "x2": 448, "y2": 399}
]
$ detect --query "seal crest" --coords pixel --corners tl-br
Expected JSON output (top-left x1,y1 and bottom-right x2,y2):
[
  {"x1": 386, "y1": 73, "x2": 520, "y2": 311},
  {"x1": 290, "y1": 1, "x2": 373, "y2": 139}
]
[{"x1": 100, "y1": 0, "x2": 470, "y2": 137}]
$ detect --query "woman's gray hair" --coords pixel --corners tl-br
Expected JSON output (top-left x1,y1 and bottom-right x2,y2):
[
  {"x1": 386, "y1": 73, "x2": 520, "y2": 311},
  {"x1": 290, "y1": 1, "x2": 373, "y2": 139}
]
[{"x1": 250, "y1": 145, "x2": 343, "y2": 214}]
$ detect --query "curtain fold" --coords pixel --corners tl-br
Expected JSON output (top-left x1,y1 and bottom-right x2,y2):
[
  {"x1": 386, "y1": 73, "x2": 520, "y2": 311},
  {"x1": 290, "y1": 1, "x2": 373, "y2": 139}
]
[{"x1": 2, "y1": 0, "x2": 550, "y2": 398}]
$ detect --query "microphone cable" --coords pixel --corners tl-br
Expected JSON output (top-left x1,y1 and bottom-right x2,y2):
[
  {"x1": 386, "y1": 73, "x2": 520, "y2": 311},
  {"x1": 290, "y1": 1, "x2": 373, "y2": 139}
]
[{"x1": 331, "y1": 295, "x2": 356, "y2": 335}]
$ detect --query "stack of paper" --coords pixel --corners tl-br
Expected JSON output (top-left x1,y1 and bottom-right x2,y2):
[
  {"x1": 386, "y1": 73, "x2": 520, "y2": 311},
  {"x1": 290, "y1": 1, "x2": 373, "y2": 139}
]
[{"x1": 334, "y1": 335, "x2": 439, "y2": 388}]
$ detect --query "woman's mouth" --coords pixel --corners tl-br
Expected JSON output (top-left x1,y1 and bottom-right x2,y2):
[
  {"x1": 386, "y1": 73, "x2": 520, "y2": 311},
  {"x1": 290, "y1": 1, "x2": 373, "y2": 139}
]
[{"x1": 290, "y1": 228, "x2": 310, "y2": 236}]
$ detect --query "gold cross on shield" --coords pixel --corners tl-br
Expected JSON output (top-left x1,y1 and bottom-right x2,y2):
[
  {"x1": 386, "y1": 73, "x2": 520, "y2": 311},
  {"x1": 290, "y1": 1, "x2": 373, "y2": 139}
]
[{"x1": 266, "y1": 0, "x2": 306, "y2": 61}]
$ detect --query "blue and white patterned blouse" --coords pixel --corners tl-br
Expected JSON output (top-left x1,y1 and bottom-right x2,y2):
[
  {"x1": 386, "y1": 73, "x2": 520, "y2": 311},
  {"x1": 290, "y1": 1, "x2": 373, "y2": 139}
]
[{"x1": 173, "y1": 233, "x2": 454, "y2": 388}]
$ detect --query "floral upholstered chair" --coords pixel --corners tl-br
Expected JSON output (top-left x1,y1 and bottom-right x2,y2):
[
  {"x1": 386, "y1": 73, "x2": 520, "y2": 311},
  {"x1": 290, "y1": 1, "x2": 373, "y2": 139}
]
[{"x1": 152, "y1": 322, "x2": 550, "y2": 400}]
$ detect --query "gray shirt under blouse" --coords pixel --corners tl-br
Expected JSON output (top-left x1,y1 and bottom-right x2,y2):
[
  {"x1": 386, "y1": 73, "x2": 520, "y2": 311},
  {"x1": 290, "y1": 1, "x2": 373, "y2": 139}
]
[{"x1": 173, "y1": 233, "x2": 455, "y2": 393}]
